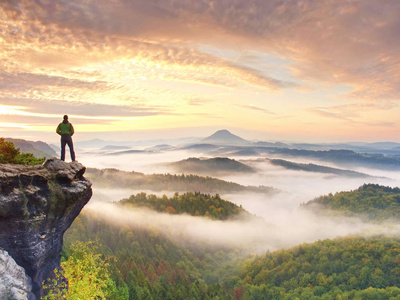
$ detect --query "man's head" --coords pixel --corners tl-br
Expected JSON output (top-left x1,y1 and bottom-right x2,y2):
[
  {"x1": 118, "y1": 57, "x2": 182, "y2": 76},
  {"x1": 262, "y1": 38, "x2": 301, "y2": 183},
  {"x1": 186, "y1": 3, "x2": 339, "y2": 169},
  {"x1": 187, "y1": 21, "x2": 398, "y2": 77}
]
[{"x1": 63, "y1": 115, "x2": 68, "y2": 121}]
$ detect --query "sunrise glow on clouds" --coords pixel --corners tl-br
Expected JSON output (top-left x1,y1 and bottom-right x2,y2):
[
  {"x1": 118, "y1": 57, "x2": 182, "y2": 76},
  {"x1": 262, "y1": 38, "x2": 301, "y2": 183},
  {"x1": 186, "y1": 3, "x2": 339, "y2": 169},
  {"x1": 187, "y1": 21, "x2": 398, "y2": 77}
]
[{"x1": 1, "y1": 0, "x2": 399, "y2": 142}]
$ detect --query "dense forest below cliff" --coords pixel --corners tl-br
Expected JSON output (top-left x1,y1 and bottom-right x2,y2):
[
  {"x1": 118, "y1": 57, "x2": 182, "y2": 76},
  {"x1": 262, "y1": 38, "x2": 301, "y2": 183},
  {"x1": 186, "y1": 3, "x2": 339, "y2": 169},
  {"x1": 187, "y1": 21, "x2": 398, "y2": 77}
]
[
  {"x1": 64, "y1": 193, "x2": 249, "y2": 299},
  {"x1": 61, "y1": 185, "x2": 400, "y2": 299}
]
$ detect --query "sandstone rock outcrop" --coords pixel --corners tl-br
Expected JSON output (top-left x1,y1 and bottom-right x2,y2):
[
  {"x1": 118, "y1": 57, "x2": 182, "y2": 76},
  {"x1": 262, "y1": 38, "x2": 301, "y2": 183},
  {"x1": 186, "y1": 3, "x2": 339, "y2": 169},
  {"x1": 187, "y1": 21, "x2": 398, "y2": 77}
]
[
  {"x1": 0, "y1": 250, "x2": 32, "y2": 300},
  {"x1": 0, "y1": 158, "x2": 92, "y2": 299}
]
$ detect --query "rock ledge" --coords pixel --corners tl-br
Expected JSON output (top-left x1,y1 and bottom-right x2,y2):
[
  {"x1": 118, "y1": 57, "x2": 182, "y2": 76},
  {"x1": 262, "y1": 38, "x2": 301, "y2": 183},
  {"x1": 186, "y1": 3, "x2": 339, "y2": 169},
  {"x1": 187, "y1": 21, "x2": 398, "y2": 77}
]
[{"x1": 0, "y1": 158, "x2": 92, "y2": 299}]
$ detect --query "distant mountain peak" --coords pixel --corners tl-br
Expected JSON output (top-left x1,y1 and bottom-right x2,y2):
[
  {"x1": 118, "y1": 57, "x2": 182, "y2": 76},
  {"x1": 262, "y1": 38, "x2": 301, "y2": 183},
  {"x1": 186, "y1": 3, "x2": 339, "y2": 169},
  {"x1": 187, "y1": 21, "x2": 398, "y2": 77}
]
[
  {"x1": 201, "y1": 129, "x2": 249, "y2": 145},
  {"x1": 213, "y1": 129, "x2": 231, "y2": 135}
]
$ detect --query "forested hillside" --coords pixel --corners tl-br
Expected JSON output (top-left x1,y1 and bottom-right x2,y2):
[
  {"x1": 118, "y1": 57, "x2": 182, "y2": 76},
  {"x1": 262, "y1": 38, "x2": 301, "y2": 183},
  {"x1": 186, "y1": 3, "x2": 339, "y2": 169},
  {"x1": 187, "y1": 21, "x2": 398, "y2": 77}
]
[
  {"x1": 302, "y1": 184, "x2": 400, "y2": 221},
  {"x1": 169, "y1": 157, "x2": 256, "y2": 176},
  {"x1": 230, "y1": 236, "x2": 400, "y2": 299},
  {"x1": 119, "y1": 192, "x2": 248, "y2": 220},
  {"x1": 267, "y1": 159, "x2": 373, "y2": 178},
  {"x1": 86, "y1": 168, "x2": 275, "y2": 194}
]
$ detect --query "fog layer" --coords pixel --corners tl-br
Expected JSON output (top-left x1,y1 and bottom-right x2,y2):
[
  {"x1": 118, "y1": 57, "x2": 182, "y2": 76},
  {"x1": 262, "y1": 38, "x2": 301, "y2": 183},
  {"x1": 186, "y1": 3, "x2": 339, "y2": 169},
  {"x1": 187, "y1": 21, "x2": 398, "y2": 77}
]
[
  {"x1": 79, "y1": 147, "x2": 400, "y2": 253},
  {"x1": 86, "y1": 202, "x2": 400, "y2": 254}
]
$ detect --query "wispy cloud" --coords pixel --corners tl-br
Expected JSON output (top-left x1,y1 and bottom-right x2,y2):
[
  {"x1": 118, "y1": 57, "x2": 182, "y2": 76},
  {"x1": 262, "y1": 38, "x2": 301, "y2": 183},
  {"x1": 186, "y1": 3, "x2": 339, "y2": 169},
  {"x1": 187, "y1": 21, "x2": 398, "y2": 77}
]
[
  {"x1": 308, "y1": 108, "x2": 354, "y2": 122},
  {"x1": 185, "y1": 96, "x2": 211, "y2": 106},
  {"x1": 0, "y1": 72, "x2": 111, "y2": 92},
  {"x1": 0, "y1": 98, "x2": 167, "y2": 118},
  {"x1": 309, "y1": 101, "x2": 398, "y2": 125},
  {"x1": 239, "y1": 105, "x2": 276, "y2": 115}
]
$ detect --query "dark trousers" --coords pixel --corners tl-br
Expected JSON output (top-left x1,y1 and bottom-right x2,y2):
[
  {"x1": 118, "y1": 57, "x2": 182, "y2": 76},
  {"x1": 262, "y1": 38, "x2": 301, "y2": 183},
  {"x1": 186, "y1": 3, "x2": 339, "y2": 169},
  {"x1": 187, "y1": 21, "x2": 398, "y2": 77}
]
[{"x1": 61, "y1": 134, "x2": 75, "y2": 161}]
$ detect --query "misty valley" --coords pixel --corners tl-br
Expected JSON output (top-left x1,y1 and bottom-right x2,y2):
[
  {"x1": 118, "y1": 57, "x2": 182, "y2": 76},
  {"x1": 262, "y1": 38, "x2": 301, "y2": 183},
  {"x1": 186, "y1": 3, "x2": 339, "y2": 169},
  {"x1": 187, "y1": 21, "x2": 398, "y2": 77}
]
[
  {"x1": 14, "y1": 130, "x2": 400, "y2": 299},
  {"x1": 4, "y1": 1, "x2": 400, "y2": 299}
]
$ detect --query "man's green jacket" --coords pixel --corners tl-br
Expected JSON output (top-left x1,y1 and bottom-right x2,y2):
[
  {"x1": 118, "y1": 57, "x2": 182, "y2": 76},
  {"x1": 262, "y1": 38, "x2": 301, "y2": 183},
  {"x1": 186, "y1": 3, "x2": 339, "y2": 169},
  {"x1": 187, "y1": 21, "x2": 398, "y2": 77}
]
[{"x1": 56, "y1": 122, "x2": 74, "y2": 136}]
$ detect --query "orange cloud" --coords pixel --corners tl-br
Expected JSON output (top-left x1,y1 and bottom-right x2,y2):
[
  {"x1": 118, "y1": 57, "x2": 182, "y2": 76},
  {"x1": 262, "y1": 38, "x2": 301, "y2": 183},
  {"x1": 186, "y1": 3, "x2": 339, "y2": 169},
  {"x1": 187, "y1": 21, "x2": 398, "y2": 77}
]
[{"x1": 3, "y1": 0, "x2": 398, "y2": 102}]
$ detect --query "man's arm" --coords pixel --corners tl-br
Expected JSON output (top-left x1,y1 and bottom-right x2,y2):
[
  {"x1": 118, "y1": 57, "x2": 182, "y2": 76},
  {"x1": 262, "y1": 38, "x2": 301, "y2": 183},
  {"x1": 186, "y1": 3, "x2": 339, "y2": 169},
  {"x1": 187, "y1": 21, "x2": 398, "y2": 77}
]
[
  {"x1": 70, "y1": 123, "x2": 75, "y2": 136},
  {"x1": 56, "y1": 124, "x2": 61, "y2": 135}
]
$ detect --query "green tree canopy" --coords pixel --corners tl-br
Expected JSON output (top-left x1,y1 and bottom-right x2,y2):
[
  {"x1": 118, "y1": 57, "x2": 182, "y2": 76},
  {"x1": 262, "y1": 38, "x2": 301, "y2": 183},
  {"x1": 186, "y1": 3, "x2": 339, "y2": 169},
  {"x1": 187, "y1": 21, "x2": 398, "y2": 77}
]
[
  {"x1": 0, "y1": 137, "x2": 45, "y2": 165},
  {"x1": 303, "y1": 184, "x2": 400, "y2": 221},
  {"x1": 119, "y1": 191, "x2": 248, "y2": 220}
]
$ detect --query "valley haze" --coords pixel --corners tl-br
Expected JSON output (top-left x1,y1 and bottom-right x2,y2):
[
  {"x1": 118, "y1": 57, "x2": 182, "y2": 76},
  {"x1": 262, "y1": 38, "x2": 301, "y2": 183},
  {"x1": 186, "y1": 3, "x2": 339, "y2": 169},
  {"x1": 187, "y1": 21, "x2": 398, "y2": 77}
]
[{"x1": 64, "y1": 129, "x2": 400, "y2": 253}]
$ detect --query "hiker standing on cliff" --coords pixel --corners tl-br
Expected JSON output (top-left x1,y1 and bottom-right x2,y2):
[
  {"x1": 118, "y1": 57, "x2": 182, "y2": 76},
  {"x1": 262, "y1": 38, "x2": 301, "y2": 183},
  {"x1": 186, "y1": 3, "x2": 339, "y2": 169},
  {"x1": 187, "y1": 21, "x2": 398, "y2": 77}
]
[{"x1": 56, "y1": 115, "x2": 76, "y2": 162}]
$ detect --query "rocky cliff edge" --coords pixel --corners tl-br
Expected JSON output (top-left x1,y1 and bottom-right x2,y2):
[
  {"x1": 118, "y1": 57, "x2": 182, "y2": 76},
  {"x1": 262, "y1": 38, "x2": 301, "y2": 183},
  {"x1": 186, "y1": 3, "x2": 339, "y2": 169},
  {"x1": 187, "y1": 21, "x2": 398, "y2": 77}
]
[{"x1": 0, "y1": 158, "x2": 92, "y2": 299}]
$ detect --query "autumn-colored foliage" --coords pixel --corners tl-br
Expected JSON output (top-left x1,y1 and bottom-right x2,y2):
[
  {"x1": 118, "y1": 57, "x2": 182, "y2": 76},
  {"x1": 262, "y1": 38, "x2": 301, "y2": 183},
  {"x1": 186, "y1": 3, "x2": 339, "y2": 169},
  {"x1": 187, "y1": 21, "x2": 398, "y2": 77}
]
[
  {"x1": 43, "y1": 240, "x2": 116, "y2": 299},
  {"x1": 165, "y1": 206, "x2": 176, "y2": 214}
]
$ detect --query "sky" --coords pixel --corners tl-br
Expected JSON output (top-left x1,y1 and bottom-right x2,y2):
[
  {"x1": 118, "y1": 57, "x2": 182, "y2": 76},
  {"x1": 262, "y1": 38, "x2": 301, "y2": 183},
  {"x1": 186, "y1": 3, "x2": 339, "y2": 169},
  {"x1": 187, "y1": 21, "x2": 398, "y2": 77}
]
[{"x1": 1, "y1": 0, "x2": 400, "y2": 143}]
